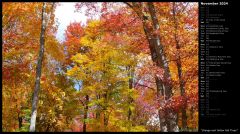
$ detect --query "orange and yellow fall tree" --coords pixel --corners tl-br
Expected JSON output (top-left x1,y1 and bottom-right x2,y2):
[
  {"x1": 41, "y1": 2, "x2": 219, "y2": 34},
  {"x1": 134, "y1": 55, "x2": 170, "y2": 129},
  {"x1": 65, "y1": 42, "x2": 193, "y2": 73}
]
[{"x1": 2, "y1": 2, "x2": 198, "y2": 132}]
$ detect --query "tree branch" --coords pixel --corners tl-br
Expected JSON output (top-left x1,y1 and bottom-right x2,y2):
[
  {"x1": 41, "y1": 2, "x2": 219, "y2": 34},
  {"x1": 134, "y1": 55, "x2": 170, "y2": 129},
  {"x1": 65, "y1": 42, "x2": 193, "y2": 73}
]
[
  {"x1": 136, "y1": 83, "x2": 156, "y2": 91},
  {"x1": 123, "y1": 2, "x2": 143, "y2": 20}
]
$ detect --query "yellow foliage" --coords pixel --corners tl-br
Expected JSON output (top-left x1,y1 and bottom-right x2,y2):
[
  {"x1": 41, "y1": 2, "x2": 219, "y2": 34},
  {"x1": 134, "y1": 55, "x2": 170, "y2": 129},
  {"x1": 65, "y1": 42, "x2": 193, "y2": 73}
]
[{"x1": 71, "y1": 53, "x2": 90, "y2": 64}]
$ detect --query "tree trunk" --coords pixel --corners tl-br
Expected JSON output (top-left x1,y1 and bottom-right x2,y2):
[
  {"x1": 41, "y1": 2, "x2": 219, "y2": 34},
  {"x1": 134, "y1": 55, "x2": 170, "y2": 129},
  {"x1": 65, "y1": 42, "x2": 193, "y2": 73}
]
[
  {"x1": 18, "y1": 113, "x2": 23, "y2": 129},
  {"x1": 95, "y1": 94, "x2": 101, "y2": 130},
  {"x1": 83, "y1": 95, "x2": 89, "y2": 132},
  {"x1": 147, "y1": 2, "x2": 173, "y2": 99},
  {"x1": 172, "y1": 2, "x2": 187, "y2": 130},
  {"x1": 147, "y1": 2, "x2": 178, "y2": 132},
  {"x1": 155, "y1": 76, "x2": 166, "y2": 131},
  {"x1": 127, "y1": 2, "x2": 177, "y2": 131},
  {"x1": 103, "y1": 92, "x2": 109, "y2": 132},
  {"x1": 123, "y1": 5, "x2": 166, "y2": 130},
  {"x1": 29, "y1": 2, "x2": 47, "y2": 132},
  {"x1": 127, "y1": 66, "x2": 134, "y2": 121}
]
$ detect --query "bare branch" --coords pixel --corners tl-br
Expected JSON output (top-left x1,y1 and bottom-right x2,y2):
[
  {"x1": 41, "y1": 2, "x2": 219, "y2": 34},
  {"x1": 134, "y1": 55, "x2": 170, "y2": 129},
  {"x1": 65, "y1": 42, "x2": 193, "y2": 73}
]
[{"x1": 136, "y1": 83, "x2": 156, "y2": 91}]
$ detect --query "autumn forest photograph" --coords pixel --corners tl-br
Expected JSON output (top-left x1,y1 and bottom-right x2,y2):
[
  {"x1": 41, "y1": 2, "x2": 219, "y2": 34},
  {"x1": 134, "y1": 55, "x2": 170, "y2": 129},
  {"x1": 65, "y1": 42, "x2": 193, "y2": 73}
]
[{"x1": 2, "y1": 2, "x2": 198, "y2": 132}]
